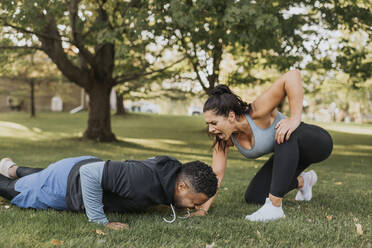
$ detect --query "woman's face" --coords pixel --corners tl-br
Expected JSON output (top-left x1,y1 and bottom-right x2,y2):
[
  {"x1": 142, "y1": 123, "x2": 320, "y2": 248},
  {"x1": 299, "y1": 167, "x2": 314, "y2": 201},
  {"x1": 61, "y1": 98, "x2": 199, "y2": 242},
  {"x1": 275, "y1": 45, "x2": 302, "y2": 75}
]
[{"x1": 203, "y1": 110, "x2": 235, "y2": 141}]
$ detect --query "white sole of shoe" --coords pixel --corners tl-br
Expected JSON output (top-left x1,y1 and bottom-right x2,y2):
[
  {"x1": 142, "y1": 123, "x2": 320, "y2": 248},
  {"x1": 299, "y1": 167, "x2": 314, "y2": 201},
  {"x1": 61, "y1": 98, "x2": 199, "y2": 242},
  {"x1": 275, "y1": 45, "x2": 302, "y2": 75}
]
[
  {"x1": 245, "y1": 214, "x2": 286, "y2": 222},
  {"x1": 295, "y1": 170, "x2": 318, "y2": 201},
  {"x1": 308, "y1": 170, "x2": 318, "y2": 187}
]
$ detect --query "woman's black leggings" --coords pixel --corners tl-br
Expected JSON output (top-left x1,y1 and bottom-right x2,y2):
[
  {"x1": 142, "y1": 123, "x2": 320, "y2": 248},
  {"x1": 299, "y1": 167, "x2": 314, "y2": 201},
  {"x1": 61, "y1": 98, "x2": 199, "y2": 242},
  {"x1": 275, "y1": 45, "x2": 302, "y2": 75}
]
[
  {"x1": 0, "y1": 166, "x2": 42, "y2": 200},
  {"x1": 245, "y1": 122, "x2": 333, "y2": 205}
]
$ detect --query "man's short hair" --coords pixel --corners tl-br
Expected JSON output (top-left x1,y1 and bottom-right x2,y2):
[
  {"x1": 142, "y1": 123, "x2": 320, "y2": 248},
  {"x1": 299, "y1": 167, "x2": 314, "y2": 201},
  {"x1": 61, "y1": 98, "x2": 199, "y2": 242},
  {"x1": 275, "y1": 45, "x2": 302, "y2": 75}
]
[{"x1": 178, "y1": 161, "x2": 218, "y2": 198}]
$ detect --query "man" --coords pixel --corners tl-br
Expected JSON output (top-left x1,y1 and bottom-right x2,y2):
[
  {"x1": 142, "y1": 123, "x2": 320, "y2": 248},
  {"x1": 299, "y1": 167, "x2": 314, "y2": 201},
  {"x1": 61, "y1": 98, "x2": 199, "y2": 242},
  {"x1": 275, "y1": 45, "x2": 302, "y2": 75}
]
[{"x1": 0, "y1": 155, "x2": 217, "y2": 229}]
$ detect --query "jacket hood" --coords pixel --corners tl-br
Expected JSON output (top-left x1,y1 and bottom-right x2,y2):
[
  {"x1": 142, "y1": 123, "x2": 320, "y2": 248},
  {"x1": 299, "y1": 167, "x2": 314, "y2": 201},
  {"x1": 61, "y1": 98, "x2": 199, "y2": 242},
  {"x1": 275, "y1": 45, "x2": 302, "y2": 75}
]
[{"x1": 141, "y1": 156, "x2": 182, "y2": 205}]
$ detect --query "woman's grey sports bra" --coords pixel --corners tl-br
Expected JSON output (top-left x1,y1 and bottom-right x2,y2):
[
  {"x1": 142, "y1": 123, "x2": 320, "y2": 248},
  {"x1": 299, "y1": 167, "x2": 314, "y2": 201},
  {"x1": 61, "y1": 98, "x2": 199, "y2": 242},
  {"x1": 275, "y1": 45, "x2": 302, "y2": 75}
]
[{"x1": 230, "y1": 111, "x2": 286, "y2": 159}]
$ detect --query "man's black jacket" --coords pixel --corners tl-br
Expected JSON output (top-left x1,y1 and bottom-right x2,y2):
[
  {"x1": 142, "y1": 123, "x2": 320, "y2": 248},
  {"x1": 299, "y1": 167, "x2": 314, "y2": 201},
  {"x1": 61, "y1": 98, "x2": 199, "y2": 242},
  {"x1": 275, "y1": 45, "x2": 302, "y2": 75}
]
[{"x1": 65, "y1": 156, "x2": 182, "y2": 212}]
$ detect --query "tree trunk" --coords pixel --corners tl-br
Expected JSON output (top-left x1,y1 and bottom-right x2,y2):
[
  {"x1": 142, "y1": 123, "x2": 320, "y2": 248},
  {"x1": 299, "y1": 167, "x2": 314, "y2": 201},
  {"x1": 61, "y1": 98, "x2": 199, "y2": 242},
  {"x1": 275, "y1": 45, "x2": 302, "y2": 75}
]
[
  {"x1": 30, "y1": 79, "x2": 35, "y2": 117},
  {"x1": 84, "y1": 82, "x2": 116, "y2": 141},
  {"x1": 115, "y1": 93, "x2": 125, "y2": 115}
]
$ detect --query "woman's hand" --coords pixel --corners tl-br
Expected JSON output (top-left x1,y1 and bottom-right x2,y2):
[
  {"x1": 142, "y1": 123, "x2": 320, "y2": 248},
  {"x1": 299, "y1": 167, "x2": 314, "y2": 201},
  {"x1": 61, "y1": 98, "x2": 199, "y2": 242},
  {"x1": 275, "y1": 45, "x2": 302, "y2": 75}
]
[
  {"x1": 275, "y1": 117, "x2": 301, "y2": 144},
  {"x1": 191, "y1": 210, "x2": 207, "y2": 217},
  {"x1": 191, "y1": 207, "x2": 208, "y2": 217},
  {"x1": 106, "y1": 222, "x2": 129, "y2": 230}
]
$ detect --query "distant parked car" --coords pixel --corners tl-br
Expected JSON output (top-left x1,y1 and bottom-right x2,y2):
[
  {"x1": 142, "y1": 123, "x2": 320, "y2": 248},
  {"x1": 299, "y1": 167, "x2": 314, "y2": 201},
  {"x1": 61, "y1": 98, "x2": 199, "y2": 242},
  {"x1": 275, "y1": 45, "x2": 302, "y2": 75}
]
[
  {"x1": 188, "y1": 106, "x2": 202, "y2": 116},
  {"x1": 130, "y1": 101, "x2": 159, "y2": 114}
]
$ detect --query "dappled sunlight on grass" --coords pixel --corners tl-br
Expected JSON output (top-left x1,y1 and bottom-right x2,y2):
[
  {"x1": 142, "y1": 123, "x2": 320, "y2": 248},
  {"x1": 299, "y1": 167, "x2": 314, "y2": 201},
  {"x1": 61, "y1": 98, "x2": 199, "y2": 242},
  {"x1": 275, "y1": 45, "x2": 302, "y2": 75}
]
[
  {"x1": 315, "y1": 121, "x2": 372, "y2": 135},
  {"x1": 332, "y1": 144, "x2": 372, "y2": 156},
  {"x1": 0, "y1": 121, "x2": 79, "y2": 141},
  {"x1": 0, "y1": 121, "x2": 36, "y2": 138},
  {"x1": 119, "y1": 137, "x2": 187, "y2": 150},
  {"x1": 0, "y1": 121, "x2": 46, "y2": 140},
  {"x1": 350, "y1": 144, "x2": 372, "y2": 150},
  {"x1": 331, "y1": 150, "x2": 370, "y2": 156}
]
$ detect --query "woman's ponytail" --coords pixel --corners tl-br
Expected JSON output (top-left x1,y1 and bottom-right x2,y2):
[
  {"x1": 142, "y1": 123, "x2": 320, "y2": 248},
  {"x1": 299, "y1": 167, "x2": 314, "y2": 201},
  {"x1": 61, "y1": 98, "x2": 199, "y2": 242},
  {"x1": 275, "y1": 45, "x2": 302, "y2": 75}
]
[
  {"x1": 210, "y1": 85, "x2": 233, "y2": 97},
  {"x1": 203, "y1": 84, "x2": 251, "y2": 116}
]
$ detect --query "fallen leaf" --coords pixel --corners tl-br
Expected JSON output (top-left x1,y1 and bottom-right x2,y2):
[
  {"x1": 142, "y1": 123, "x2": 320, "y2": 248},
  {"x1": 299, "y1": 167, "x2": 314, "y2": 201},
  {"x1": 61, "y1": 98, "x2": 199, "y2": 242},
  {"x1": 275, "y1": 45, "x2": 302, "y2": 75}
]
[
  {"x1": 96, "y1": 229, "x2": 105, "y2": 235},
  {"x1": 50, "y1": 239, "x2": 63, "y2": 246},
  {"x1": 335, "y1": 182, "x2": 342, "y2": 185},
  {"x1": 4, "y1": 205, "x2": 10, "y2": 209},
  {"x1": 105, "y1": 222, "x2": 129, "y2": 230},
  {"x1": 326, "y1": 215, "x2": 333, "y2": 221},
  {"x1": 355, "y1": 224, "x2": 363, "y2": 235},
  {"x1": 206, "y1": 242, "x2": 215, "y2": 248}
]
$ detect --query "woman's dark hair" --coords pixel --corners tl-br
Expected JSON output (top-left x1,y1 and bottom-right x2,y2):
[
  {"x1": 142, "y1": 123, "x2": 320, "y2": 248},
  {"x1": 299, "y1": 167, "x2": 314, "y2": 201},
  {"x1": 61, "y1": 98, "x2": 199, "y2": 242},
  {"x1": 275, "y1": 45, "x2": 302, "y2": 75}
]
[
  {"x1": 178, "y1": 161, "x2": 218, "y2": 198},
  {"x1": 203, "y1": 84, "x2": 252, "y2": 150}
]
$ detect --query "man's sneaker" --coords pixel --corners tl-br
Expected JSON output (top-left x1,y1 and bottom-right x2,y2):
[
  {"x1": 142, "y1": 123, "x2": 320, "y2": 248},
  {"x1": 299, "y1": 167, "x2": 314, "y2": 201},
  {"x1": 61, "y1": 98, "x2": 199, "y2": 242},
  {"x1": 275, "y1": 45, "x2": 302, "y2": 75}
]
[
  {"x1": 295, "y1": 170, "x2": 317, "y2": 201},
  {"x1": 0, "y1": 158, "x2": 16, "y2": 178},
  {"x1": 245, "y1": 198, "x2": 285, "y2": 222}
]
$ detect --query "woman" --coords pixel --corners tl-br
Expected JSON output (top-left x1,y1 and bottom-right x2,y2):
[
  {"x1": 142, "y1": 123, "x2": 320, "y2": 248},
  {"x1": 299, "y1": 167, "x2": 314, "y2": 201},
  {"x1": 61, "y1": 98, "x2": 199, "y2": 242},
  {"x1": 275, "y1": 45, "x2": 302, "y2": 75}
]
[{"x1": 195, "y1": 70, "x2": 333, "y2": 221}]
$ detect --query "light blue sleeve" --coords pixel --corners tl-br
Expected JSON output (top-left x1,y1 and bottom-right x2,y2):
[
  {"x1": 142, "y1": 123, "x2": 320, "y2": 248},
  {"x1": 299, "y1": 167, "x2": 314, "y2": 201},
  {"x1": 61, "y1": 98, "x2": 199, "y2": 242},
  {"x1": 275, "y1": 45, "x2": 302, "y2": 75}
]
[{"x1": 79, "y1": 162, "x2": 108, "y2": 225}]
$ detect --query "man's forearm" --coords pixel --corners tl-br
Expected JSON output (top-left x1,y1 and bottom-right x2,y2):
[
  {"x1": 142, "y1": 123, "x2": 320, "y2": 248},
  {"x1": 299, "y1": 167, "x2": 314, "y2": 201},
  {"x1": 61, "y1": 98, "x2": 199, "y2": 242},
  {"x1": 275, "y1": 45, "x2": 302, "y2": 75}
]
[{"x1": 79, "y1": 162, "x2": 109, "y2": 225}]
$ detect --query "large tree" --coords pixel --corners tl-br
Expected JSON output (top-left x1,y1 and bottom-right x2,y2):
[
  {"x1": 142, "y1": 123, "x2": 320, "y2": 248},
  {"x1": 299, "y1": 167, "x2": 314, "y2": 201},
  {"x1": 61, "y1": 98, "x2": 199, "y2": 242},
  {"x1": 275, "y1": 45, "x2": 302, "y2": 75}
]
[{"x1": 0, "y1": 0, "x2": 181, "y2": 141}]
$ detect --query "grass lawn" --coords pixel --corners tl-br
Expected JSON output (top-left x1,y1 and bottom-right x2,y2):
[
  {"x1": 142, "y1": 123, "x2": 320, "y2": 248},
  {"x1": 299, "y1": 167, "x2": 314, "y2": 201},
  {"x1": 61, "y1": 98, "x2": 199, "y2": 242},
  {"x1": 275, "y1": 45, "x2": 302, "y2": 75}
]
[{"x1": 0, "y1": 112, "x2": 371, "y2": 247}]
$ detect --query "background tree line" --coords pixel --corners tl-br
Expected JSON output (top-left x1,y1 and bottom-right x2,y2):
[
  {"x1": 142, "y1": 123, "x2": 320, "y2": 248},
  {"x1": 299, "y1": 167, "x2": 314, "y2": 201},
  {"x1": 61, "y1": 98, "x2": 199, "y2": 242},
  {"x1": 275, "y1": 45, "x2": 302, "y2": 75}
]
[{"x1": 0, "y1": 0, "x2": 371, "y2": 141}]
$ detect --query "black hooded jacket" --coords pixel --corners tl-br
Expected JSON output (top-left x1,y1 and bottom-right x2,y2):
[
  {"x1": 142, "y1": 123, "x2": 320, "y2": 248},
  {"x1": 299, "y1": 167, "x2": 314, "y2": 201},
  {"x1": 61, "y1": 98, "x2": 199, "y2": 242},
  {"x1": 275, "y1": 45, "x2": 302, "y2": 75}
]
[{"x1": 65, "y1": 156, "x2": 182, "y2": 212}]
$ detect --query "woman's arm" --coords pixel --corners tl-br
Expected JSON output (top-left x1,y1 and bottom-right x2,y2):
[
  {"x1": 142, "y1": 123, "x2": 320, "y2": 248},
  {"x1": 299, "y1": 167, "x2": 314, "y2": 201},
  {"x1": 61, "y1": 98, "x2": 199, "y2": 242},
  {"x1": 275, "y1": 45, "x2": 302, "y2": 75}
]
[
  {"x1": 252, "y1": 70, "x2": 303, "y2": 143},
  {"x1": 192, "y1": 144, "x2": 229, "y2": 216}
]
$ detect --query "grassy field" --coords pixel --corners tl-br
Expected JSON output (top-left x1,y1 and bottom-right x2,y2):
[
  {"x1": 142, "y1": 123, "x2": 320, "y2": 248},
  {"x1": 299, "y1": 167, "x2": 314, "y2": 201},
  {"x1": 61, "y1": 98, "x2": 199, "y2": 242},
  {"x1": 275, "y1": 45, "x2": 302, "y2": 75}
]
[{"x1": 0, "y1": 112, "x2": 371, "y2": 248}]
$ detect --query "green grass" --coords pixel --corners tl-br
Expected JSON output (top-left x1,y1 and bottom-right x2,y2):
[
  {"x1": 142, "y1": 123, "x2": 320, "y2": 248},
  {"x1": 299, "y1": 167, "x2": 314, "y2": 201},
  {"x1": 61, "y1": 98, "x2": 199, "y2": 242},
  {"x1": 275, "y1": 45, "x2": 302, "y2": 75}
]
[{"x1": 0, "y1": 112, "x2": 371, "y2": 247}]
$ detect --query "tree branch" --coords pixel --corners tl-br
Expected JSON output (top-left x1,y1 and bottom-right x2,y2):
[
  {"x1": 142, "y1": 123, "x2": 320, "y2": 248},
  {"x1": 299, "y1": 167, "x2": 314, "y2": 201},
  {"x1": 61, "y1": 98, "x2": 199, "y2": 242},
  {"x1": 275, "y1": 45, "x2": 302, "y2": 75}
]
[
  {"x1": 93, "y1": 1, "x2": 115, "y2": 80},
  {"x1": 2, "y1": 20, "x2": 70, "y2": 43},
  {"x1": 69, "y1": 0, "x2": 96, "y2": 70},
  {"x1": 208, "y1": 40, "x2": 223, "y2": 90},
  {"x1": 0, "y1": 46, "x2": 44, "y2": 51},
  {"x1": 114, "y1": 56, "x2": 186, "y2": 85},
  {"x1": 38, "y1": 17, "x2": 90, "y2": 89},
  {"x1": 178, "y1": 30, "x2": 209, "y2": 94}
]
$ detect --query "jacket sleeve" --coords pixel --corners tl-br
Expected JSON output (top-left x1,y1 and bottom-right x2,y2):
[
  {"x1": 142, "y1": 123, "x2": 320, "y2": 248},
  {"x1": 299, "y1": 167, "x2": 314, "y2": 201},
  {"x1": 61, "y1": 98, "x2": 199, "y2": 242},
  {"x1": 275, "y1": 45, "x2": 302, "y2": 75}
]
[{"x1": 79, "y1": 163, "x2": 109, "y2": 225}]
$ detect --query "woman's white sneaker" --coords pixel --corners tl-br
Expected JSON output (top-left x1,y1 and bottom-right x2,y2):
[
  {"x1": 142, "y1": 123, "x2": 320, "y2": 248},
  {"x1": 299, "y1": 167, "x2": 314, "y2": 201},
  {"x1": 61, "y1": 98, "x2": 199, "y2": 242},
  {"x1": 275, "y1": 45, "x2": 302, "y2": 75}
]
[
  {"x1": 295, "y1": 170, "x2": 317, "y2": 201},
  {"x1": 0, "y1": 158, "x2": 16, "y2": 178},
  {"x1": 245, "y1": 198, "x2": 285, "y2": 222}
]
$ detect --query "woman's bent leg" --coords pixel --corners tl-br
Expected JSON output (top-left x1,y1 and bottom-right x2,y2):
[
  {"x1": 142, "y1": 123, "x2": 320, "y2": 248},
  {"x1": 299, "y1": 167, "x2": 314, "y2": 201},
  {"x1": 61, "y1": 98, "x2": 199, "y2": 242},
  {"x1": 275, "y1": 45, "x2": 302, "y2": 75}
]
[
  {"x1": 270, "y1": 123, "x2": 333, "y2": 198},
  {"x1": 245, "y1": 156, "x2": 274, "y2": 205}
]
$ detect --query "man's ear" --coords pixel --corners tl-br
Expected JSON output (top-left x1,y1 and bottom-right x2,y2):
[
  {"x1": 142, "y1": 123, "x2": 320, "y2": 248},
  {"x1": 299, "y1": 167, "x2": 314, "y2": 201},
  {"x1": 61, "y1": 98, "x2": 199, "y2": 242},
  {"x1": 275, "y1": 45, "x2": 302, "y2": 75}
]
[
  {"x1": 228, "y1": 111, "x2": 236, "y2": 122},
  {"x1": 177, "y1": 181, "x2": 188, "y2": 192}
]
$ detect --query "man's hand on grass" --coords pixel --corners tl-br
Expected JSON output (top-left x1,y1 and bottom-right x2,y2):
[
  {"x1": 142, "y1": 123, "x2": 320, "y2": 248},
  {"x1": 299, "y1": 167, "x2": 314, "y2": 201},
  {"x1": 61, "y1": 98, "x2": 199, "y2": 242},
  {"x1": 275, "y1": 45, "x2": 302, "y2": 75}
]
[{"x1": 106, "y1": 222, "x2": 129, "y2": 230}]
